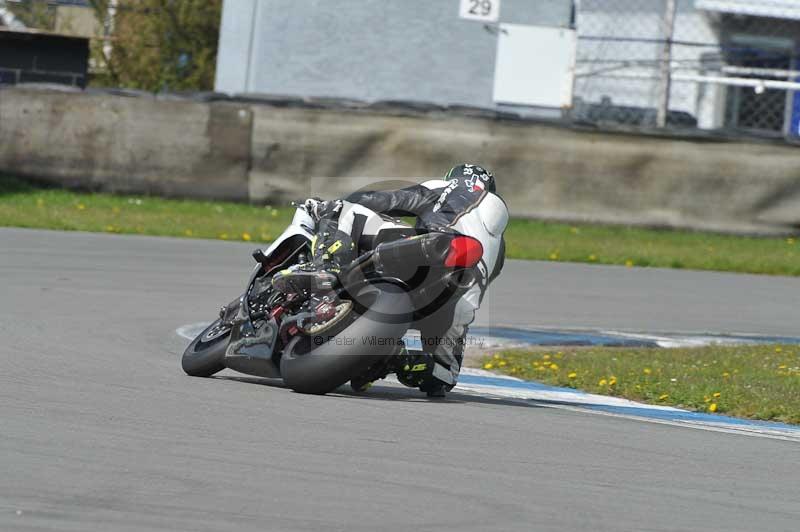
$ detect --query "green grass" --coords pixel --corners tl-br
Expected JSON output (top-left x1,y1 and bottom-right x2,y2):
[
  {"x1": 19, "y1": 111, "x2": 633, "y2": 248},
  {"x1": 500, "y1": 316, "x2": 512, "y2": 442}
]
[
  {"x1": 506, "y1": 218, "x2": 800, "y2": 276},
  {"x1": 0, "y1": 177, "x2": 296, "y2": 243},
  {"x1": 1, "y1": 176, "x2": 799, "y2": 275},
  {"x1": 477, "y1": 346, "x2": 800, "y2": 424}
]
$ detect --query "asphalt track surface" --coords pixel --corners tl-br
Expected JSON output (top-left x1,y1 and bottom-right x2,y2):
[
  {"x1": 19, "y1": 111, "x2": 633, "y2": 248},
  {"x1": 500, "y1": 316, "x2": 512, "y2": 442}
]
[{"x1": 2, "y1": 228, "x2": 799, "y2": 532}]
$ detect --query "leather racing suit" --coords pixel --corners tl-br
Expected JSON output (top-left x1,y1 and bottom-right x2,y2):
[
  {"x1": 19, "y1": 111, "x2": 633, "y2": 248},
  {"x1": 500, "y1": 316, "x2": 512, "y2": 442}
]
[{"x1": 308, "y1": 164, "x2": 508, "y2": 390}]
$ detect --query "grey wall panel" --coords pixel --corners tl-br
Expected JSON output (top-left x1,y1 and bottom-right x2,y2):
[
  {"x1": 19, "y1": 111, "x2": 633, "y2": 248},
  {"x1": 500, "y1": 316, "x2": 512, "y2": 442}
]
[
  {"x1": 216, "y1": 0, "x2": 573, "y2": 109},
  {"x1": 501, "y1": 0, "x2": 574, "y2": 26},
  {"x1": 215, "y1": 0, "x2": 257, "y2": 94}
]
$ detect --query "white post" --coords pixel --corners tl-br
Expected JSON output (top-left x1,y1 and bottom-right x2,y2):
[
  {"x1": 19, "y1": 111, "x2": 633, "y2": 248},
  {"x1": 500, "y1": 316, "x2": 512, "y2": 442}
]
[
  {"x1": 244, "y1": 0, "x2": 260, "y2": 93},
  {"x1": 656, "y1": 0, "x2": 677, "y2": 128},
  {"x1": 103, "y1": 0, "x2": 118, "y2": 61}
]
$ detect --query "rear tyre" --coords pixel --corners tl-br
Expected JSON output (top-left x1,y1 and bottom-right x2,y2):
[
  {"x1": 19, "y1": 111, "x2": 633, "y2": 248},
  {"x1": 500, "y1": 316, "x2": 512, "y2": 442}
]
[
  {"x1": 280, "y1": 283, "x2": 412, "y2": 395},
  {"x1": 181, "y1": 319, "x2": 231, "y2": 377}
]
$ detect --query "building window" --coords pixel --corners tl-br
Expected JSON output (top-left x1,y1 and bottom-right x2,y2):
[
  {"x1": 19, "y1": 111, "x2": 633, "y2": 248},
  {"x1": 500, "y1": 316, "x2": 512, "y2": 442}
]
[{"x1": 723, "y1": 33, "x2": 795, "y2": 134}]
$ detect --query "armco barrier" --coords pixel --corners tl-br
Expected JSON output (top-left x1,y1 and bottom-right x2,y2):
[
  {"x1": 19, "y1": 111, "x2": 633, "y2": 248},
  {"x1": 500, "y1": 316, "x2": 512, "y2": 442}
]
[{"x1": 2, "y1": 86, "x2": 799, "y2": 234}]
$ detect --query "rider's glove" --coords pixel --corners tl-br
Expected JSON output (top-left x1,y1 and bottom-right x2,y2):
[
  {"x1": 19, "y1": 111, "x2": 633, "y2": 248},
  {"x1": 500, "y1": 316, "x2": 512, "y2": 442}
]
[{"x1": 303, "y1": 197, "x2": 327, "y2": 222}]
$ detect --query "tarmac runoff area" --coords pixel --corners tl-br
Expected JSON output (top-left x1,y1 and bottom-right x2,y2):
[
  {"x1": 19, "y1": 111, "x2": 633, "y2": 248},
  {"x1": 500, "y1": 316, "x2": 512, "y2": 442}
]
[{"x1": 4, "y1": 228, "x2": 800, "y2": 532}]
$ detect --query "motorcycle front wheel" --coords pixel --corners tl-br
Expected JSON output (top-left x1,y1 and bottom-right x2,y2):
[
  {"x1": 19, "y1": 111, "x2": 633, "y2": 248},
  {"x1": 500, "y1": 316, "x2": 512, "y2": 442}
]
[{"x1": 181, "y1": 319, "x2": 231, "y2": 377}]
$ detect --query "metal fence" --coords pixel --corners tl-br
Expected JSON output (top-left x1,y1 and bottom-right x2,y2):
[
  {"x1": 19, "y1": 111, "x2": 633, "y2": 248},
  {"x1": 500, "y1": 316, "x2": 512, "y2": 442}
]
[{"x1": 571, "y1": 0, "x2": 800, "y2": 140}]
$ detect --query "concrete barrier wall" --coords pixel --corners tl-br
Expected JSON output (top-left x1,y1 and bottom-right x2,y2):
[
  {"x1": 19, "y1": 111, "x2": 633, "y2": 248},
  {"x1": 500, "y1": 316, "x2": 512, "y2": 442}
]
[
  {"x1": 251, "y1": 104, "x2": 800, "y2": 234},
  {"x1": 0, "y1": 88, "x2": 252, "y2": 201},
  {"x1": 2, "y1": 87, "x2": 800, "y2": 234}
]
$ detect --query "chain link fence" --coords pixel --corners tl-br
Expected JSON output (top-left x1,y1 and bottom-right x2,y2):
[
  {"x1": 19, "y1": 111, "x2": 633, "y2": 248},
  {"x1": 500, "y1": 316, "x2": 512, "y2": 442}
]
[{"x1": 571, "y1": 0, "x2": 800, "y2": 140}]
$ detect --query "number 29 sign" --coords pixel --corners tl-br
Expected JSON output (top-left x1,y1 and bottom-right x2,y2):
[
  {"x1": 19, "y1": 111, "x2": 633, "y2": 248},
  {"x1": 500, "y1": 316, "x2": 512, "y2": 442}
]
[{"x1": 459, "y1": 0, "x2": 501, "y2": 23}]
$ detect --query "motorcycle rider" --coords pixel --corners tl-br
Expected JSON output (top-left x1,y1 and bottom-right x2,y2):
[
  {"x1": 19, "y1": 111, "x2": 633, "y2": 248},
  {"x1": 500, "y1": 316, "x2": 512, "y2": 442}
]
[{"x1": 273, "y1": 164, "x2": 508, "y2": 398}]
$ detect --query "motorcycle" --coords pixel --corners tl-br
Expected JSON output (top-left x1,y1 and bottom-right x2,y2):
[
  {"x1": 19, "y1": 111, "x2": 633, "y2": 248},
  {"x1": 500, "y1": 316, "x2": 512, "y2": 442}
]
[{"x1": 181, "y1": 203, "x2": 484, "y2": 394}]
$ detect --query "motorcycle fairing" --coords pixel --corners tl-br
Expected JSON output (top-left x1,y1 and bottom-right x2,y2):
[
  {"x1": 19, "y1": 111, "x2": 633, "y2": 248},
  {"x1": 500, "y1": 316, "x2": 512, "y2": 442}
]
[{"x1": 224, "y1": 318, "x2": 281, "y2": 378}]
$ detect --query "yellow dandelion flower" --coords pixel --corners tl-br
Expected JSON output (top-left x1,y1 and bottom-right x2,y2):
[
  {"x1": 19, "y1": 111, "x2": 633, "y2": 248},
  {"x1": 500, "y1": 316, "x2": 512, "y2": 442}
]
[
  {"x1": 105, "y1": 225, "x2": 115, "y2": 232},
  {"x1": 219, "y1": 233, "x2": 229, "y2": 240},
  {"x1": 643, "y1": 368, "x2": 652, "y2": 375},
  {"x1": 712, "y1": 392, "x2": 721, "y2": 398},
  {"x1": 568, "y1": 372, "x2": 577, "y2": 379},
  {"x1": 608, "y1": 376, "x2": 617, "y2": 386},
  {"x1": 722, "y1": 372, "x2": 730, "y2": 378},
  {"x1": 493, "y1": 353, "x2": 501, "y2": 360},
  {"x1": 76, "y1": 203, "x2": 86, "y2": 211},
  {"x1": 535, "y1": 366, "x2": 546, "y2": 372},
  {"x1": 549, "y1": 252, "x2": 559, "y2": 261},
  {"x1": 483, "y1": 362, "x2": 494, "y2": 370},
  {"x1": 708, "y1": 403, "x2": 718, "y2": 413},
  {"x1": 242, "y1": 232, "x2": 252, "y2": 242},
  {"x1": 542, "y1": 354, "x2": 551, "y2": 361},
  {"x1": 625, "y1": 260, "x2": 634, "y2": 268},
  {"x1": 532, "y1": 361, "x2": 541, "y2": 367},
  {"x1": 658, "y1": 394, "x2": 669, "y2": 401},
  {"x1": 549, "y1": 363, "x2": 559, "y2": 370},
  {"x1": 598, "y1": 378, "x2": 608, "y2": 386},
  {"x1": 588, "y1": 254, "x2": 597, "y2": 261},
  {"x1": 704, "y1": 396, "x2": 711, "y2": 403},
  {"x1": 778, "y1": 364, "x2": 787, "y2": 369},
  {"x1": 498, "y1": 360, "x2": 507, "y2": 367}
]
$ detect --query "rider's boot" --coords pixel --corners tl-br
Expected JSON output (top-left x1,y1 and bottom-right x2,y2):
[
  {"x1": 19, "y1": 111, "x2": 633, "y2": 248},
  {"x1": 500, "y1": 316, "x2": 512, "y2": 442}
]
[
  {"x1": 419, "y1": 379, "x2": 448, "y2": 399},
  {"x1": 272, "y1": 231, "x2": 355, "y2": 295},
  {"x1": 394, "y1": 344, "x2": 453, "y2": 398},
  {"x1": 349, "y1": 376, "x2": 373, "y2": 393}
]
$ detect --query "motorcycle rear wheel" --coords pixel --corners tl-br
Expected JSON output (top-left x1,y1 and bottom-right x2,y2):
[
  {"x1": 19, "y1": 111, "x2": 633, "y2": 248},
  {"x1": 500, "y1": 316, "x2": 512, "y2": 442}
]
[{"x1": 280, "y1": 283, "x2": 412, "y2": 394}]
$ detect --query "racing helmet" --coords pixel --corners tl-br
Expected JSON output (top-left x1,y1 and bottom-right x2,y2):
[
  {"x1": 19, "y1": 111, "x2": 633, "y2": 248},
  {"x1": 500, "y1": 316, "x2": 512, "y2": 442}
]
[{"x1": 446, "y1": 163, "x2": 496, "y2": 193}]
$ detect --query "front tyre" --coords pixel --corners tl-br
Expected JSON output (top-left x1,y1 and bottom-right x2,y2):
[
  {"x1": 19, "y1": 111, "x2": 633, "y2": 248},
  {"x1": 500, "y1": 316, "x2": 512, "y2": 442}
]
[{"x1": 181, "y1": 319, "x2": 231, "y2": 377}]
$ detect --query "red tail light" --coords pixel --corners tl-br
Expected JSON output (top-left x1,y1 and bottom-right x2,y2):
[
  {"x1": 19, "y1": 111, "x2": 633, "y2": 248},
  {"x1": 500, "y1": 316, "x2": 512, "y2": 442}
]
[{"x1": 444, "y1": 236, "x2": 483, "y2": 268}]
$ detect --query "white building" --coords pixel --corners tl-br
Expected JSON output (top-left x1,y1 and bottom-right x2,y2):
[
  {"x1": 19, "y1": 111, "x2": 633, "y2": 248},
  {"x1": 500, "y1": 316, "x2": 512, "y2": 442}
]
[
  {"x1": 214, "y1": 0, "x2": 800, "y2": 137},
  {"x1": 215, "y1": 0, "x2": 578, "y2": 117}
]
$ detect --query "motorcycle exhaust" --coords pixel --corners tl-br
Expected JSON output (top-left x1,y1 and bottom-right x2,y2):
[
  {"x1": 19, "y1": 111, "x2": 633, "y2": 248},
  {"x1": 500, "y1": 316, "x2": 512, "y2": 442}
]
[
  {"x1": 374, "y1": 233, "x2": 453, "y2": 270},
  {"x1": 339, "y1": 233, "x2": 483, "y2": 290}
]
